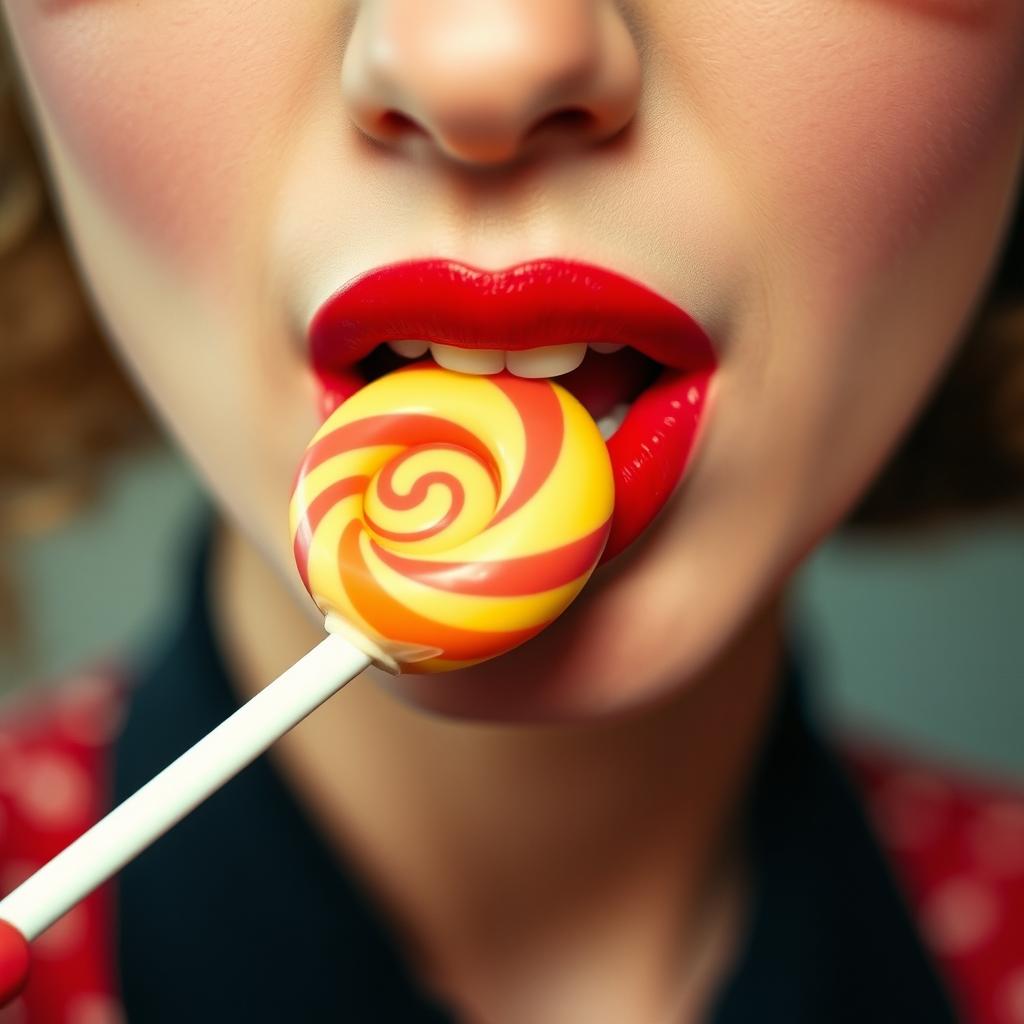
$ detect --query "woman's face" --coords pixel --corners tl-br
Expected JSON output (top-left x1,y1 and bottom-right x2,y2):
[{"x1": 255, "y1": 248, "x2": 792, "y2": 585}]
[{"x1": 4, "y1": 1, "x2": 1023, "y2": 721}]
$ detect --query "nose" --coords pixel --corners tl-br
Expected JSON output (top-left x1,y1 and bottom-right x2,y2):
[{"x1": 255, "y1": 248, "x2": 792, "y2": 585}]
[{"x1": 341, "y1": 0, "x2": 642, "y2": 168}]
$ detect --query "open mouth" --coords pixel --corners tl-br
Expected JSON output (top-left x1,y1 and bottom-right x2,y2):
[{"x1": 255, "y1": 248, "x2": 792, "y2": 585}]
[
  {"x1": 308, "y1": 259, "x2": 717, "y2": 563},
  {"x1": 332, "y1": 340, "x2": 660, "y2": 439},
  {"x1": 314, "y1": 340, "x2": 712, "y2": 564}
]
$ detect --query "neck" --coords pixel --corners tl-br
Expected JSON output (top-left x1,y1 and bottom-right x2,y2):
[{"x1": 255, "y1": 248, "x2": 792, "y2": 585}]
[{"x1": 210, "y1": 513, "x2": 785, "y2": 1022}]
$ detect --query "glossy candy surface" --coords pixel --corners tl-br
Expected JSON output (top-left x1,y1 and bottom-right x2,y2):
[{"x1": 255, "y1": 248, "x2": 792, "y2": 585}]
[{"x1": 290, "y1": 363, "x2": 614, "y2": 673}]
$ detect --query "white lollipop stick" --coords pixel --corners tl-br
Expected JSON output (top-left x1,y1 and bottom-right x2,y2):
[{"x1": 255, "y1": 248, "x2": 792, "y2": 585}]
[{"x1": 0, "y1": 627, "x2": 370, "y2": 942}]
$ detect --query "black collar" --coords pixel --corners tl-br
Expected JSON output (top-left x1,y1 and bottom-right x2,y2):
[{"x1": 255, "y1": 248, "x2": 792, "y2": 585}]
[{"x1": 113, "y1": 512, "x2": 957, "y2": 1022}]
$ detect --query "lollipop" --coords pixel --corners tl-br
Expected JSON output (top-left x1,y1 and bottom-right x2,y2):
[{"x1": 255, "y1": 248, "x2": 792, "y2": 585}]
[
  {"x1": 291, "y1": 363, "x2": 613, "y2": 672},
  {"x1": 0, "y1": 364, "x2": 614, "y2": 1002}
]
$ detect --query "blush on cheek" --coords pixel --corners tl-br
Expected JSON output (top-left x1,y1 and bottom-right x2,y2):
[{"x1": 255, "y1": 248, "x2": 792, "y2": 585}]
[
  {"x1": 830, "y1": 43, "x2": 1023, "y2": 263},
  {"x1": 8, "y1": 3, "x2": 324, "y2": 276},
  {"x1": 691, "y1": 4, "x2": 1024, "y2": 294}
]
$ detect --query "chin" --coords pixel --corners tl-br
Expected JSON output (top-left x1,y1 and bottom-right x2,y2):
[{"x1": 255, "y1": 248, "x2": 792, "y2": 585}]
[{"x1": 370, "y1": 545, "x2": 712, "y2": 726}]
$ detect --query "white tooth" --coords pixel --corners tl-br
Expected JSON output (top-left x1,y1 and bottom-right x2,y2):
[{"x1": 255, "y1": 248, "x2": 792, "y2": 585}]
[
  {"x1": 596, "y1": 403, "x2": 630, "y2": 441},
  {"x1": 589, "y1": 342, "x2": 624, "y2": 354},
  {"x1": 506, "y1": 344, "x2": 586, "y2": 379},
  {"x1": 430, "y1": 343, "x2": 505, "y2": 375},
  {"x1": 388, "y1": 340, "x2": 429, "y2": 358}
]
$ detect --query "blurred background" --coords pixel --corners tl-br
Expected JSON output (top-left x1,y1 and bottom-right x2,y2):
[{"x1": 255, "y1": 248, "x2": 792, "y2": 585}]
[{"x1": 1, "y1": 442, "x2": 1022, "y2": 782}]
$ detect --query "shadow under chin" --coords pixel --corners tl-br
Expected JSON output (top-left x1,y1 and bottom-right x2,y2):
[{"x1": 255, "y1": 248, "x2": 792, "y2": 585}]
[
  {"x1": 369, "y1": 598, "x2": 680, "y2": 729},
  {"x1": 862, "y1": 0, "x2": 1006, "y2": 30},
  {"x1": 362, "y1": 492, "x2": 712, "y2": 725}
]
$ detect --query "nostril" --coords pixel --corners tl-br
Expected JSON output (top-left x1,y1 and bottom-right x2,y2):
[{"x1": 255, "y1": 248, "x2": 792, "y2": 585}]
[
  {"x1": 527, "y1": 106, "x2": 595, "y2": 144},
  {"x1": 378, "y1": 110, "x2": 425, "y2": 139},
  {"x1": 542, "y1": 108, "x2": 593, "y2": 130},
  {"x1": 340, "y1": 0, "x2": 641, "y2": 169}
]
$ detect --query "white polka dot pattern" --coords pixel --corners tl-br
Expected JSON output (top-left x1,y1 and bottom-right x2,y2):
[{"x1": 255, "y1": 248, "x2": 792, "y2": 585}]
[
  {"x1": 67, "y1": 993, "x2": 127, "y2": 1024},
  {"x1": 35, "y1": 905, "x2": 88, "y2": 960},
  {"x1": 922, "y1": 877, "x2": 999, "y2": 955},
  {"x1": 15, "y1": 752, "x2": 91, "y2": 830},
  {"x1": 0, "y1": 670, "x2": 129, "y2": 1022},
  {"x1": 848, "y1": 741, "x2": 1024, "y2": 1024}
]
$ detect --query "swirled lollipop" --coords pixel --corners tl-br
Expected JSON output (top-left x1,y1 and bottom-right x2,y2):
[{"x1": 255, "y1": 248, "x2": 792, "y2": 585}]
[
  {"x1": 0, "y1": 364, "x2": 614, "y2": 999},
  {"x1": 290, "y1": 363, "x2": 615, "y2": 672}
]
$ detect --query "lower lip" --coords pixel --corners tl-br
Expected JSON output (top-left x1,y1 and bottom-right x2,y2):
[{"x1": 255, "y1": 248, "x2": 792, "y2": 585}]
[
  {"x1": 603, "y1": 366, "x2": 712, "y2": 562},
  {"x1": 313, "y1": 364, "x2": 714, "y2": 564}
]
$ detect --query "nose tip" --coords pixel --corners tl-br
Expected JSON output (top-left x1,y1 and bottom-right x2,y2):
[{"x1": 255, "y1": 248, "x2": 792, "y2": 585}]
[{"x1": 341, "y1": 1, "x2": 641, "y2": 168}]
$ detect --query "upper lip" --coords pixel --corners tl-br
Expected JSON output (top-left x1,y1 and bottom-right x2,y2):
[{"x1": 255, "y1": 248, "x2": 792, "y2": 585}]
[{"x1": 308, "y1": 258, "x2": 717, "y2": 375}]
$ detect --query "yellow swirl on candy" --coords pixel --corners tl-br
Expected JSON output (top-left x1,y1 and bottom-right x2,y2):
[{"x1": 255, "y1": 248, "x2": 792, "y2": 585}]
[{"x1": 289, "y1": 363, "x2": 614, "y2": 673}]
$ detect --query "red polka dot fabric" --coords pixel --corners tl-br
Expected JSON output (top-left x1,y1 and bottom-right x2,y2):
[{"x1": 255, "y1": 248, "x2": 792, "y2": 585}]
[
  {"x1": 848, "y1": 745, "x2": 1024, "y2": 1024},
  {"x1": 0, "y1": 668, "x2": 128, "y2": 1024},
  {"x1": 0, "y1": 667, "x2": 1020, "y2": 1022}
]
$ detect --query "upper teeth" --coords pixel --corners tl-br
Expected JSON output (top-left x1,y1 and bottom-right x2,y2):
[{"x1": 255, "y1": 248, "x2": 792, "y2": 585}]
[
  {"x1": 386, "y1": 340, "x2": 619, "y2": 377},
  {"x1": 388, "y1": 340, "x2": 430, "y2": 359},
  {"x1": 431, "y1": 343, "x2": 506, "y2": 375}
]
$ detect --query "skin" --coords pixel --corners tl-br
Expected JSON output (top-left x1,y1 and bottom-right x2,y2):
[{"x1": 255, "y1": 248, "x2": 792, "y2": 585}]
[{"x1": 3, "y1": 1, "x2": 1024, "y2": 1019}]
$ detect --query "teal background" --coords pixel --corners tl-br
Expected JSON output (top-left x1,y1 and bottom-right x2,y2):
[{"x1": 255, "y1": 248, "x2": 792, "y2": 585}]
[{"x1": 2, "y1": 445, "x2": 1022, "y2": 781}]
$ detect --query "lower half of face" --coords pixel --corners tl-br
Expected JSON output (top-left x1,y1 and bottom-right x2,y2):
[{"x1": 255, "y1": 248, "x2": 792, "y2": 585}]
[{"x1": 5, "y1": 0, "x2": 1024, "y2": 722}]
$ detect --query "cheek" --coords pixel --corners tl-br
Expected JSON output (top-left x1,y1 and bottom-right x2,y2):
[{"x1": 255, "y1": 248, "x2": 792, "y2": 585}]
[
  {"x1": 679, "y1": 3, "x2": 1024, "y2": 289},
  {"x1": 7, "y1": 2, "x2": 332, "y2": 276},
  {"x1": 797, "y1": 50, "x2": 1021, "y2": 284}
]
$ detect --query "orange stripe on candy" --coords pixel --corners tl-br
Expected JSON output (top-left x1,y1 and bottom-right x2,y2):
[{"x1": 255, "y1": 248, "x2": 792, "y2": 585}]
[
  {"x1": 488, "y1": 377, "x2": 563, "y2": 527},
  {"x1": 368, "y1": 521, "x2": 610, "y2": 597},
  {"x1": 338, "y1": 521, "x2": 540, "y2": 662},
  {"x1": 304, "y1": 415, "x2": 494, "y2": 476},
  {"x1": 292, "y1": 475, "x2": 368, "y2": 592}
]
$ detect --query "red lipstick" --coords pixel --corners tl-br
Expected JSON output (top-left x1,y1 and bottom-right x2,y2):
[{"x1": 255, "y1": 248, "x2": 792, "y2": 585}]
[{"x1": 308, "y1": 258, "x2": 717, "y2": 562}]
